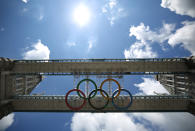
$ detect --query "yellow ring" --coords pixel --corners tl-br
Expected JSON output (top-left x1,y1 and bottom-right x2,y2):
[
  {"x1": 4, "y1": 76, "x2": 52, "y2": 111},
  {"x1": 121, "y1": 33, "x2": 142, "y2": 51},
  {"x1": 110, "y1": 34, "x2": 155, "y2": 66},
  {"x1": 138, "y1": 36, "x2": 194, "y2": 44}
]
[{"x1": 99, "y1": 78, "x2": 121, "y2": 100}]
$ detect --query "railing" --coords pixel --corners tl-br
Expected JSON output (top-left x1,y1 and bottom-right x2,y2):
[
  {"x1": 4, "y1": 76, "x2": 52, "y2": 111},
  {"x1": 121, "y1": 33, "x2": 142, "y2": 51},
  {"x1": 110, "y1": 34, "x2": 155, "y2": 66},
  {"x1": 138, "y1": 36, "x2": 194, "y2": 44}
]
[
  {"x1": 13, "y1": 95, "x2": 191, "y2": 100},
  {"x1": 10, "y1": 72, "x2": 191, "y2": 76},
  {"x1": 14, "y1": 58, "x2": 187, "y2": 63}
]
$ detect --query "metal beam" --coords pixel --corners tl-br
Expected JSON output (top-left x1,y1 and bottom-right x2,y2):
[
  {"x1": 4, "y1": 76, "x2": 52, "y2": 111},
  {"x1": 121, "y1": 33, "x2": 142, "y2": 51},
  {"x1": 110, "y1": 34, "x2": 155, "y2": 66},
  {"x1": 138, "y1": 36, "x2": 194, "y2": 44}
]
[
  {"x1": 12, "y1": 95, "x2": 190, "y2": 112},
  {"x1": 11, "y1": 58, "x2": 190, "y2": 74}
]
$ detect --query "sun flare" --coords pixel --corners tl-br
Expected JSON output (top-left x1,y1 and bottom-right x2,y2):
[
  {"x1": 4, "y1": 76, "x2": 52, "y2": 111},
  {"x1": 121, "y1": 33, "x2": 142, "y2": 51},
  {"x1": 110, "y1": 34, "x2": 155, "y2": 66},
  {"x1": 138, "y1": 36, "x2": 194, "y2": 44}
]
[{"x1": 73, "y1": 4, "x2": 91, "y2": 27}]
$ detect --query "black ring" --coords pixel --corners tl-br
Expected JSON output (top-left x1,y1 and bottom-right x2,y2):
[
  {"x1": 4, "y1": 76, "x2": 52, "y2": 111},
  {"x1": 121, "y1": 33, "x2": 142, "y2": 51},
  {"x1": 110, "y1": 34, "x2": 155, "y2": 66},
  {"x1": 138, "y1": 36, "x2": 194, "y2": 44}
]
[{"x1": 88, "y1": 89, "x2": 109, "y2": 110}]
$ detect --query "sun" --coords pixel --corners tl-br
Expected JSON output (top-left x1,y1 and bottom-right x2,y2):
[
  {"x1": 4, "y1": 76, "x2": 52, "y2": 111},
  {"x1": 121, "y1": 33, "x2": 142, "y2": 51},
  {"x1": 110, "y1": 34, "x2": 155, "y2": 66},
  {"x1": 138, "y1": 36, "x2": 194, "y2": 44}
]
[{"x1": 73, "y1": 4, "x2": 91, "y2": 27}]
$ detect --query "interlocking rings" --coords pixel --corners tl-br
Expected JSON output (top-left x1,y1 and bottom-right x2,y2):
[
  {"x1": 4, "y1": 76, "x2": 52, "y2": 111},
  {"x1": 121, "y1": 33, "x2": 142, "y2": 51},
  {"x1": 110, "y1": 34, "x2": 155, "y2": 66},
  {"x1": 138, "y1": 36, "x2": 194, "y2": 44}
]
[{"x1": 65, "y1": 79, "x2": 133, "y2": 111}]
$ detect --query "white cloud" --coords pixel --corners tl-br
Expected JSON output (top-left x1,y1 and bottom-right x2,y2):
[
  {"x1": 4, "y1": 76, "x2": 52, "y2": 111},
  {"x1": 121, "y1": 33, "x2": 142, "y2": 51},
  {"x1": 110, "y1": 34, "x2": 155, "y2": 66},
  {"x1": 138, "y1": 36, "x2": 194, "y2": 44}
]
[
  {"x1": 161, "y1": 0, "x2": 195, "y2": 17},
  {"x1": 134, "y1": 77, "x2": 169, "y2": 95},
  {"x1": 129, "y1": 22, "x2": 175, "y2": 43},
  {"x1": 71, "y1": 113, "x2": 147, "y2": 131},
  {"x1": 22, "y1": 0, "x2": 29, "y2": 4},
  {"x1": 168, "y1": 21, "x2": 195, "y2": 55},
  {"x1": 88, "y1": 40, "x2": 96, "y2": 51},
  {"x1": 132, "y1": 112, "x2": 195, "y2": 131},
  {"x1": 23, "y1": 39, "x2": 50, "y2": 59},
  {"x1": 109, "y1": 17, "x2": 115, "y2": 26},
  {"x1": 109, "y1": 0, "x2": 117, "y2": 9},
  {"x1": 124, "y1": 41, "x2": 157, "y2": 58},
  {"x1": 124, "y1": 22, "x2": 176, "y2": 59},
  {"x1": 67, "y1": 41, "x2": 76, "y2": 47},
  {"x1": 126, "y1": 21, "x2": 195, "y2": 56},
  {"x1": 102, "y1": 0, "x2": 126, "y2": 25},
  {"x1": 88, "y1": 42, "x2": 93, "y2": 51},
  {"x1": 37, "y1": 7, "x2": 44, "y2": 21},
  {"x1": 71, "y1": 112, "x2": 195, "y2": 131},
  {"x1": 102, "y1": 7, "x2": 107, "y2": 13},
  {"x1": 38, "y1": 13, "x2": 44, "y2": 21},
  {"x1": 0, "y1": 113, "x2": 15, "y2": 131},
  {"x1": 87, "y1": 38, "x2": 96, "y2": 52}
]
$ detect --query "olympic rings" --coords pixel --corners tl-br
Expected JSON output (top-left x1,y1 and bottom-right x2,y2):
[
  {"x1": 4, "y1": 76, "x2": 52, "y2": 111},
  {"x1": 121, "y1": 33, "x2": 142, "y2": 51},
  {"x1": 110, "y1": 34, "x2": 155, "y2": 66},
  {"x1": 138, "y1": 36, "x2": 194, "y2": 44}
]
[
  {"x1": 65, "y1": 89, "x2": 86, "y2": 111},
  {"x1": 112, "y1": 89, "x2": 133, "y2": 110},
  {"x1": 65, "y1": 79, "x2": 133, "y2": 111},
  {"x1": 88, "y1": 89, "x2": 109, "y2": 110},
  {"x1": 99, "y1": 78, "x2": 121, "y2": 100},
  {"x1": 76, "y1": 79, "x2": 98, "y2": 99}
]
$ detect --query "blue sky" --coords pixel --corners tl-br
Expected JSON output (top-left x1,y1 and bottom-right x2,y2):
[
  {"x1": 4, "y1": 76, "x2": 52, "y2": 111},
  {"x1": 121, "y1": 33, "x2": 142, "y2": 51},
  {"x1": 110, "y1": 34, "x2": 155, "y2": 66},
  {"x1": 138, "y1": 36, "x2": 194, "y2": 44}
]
[{"x1": 0, "y1": 0, "x2": 195, "y2": 131}]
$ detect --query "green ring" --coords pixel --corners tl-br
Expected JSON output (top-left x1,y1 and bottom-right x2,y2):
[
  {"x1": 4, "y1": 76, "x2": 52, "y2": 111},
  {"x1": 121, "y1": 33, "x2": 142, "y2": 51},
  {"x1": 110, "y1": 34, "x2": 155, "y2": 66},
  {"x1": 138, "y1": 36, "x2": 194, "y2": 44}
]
[{"x1": 76, "y1": 79, "x2": 98, "y2": 99}]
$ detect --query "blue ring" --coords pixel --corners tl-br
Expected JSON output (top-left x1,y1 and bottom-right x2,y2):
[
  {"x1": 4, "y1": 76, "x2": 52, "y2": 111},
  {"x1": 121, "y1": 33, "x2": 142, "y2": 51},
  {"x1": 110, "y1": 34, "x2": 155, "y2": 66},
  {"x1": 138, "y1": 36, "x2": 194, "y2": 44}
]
[{"x1": 112, "y1": 89, "x2": 133, "y2": 110}]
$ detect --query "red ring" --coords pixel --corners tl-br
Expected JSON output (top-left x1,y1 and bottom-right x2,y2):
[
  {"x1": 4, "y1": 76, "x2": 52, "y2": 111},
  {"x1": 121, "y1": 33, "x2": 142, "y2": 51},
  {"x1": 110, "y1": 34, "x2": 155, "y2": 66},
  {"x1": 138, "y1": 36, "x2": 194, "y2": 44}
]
[{"x1": 65, "y1": 89, "x2": 86, "y2": 111}]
